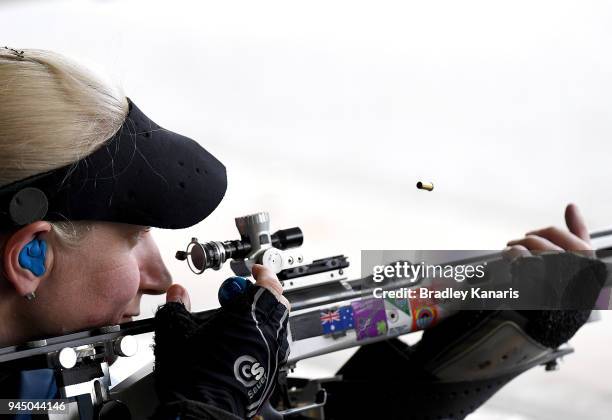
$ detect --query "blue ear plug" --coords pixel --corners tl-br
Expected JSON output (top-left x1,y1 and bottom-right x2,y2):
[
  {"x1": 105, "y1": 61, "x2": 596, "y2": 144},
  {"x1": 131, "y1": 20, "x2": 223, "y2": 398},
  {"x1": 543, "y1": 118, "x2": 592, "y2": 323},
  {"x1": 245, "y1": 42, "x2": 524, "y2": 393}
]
[
  {"x1": 218, "y1": 276, "x2": 253, "y2": 307},
  {"x1": 18, "y1": 238, "x2": 47, "y2": 277}
]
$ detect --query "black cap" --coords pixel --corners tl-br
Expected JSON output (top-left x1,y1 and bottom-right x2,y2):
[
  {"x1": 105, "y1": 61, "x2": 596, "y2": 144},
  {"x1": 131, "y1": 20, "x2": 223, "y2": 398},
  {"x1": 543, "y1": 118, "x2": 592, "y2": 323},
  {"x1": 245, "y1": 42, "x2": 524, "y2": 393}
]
[{"x1": 0, "y1": 99, "x2": 227, "y2": 229}]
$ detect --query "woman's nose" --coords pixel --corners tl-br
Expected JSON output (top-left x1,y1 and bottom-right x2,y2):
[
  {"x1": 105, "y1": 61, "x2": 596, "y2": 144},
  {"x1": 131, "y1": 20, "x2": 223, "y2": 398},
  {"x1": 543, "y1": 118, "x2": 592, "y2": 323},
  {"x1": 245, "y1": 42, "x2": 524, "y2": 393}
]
[{"x1": 135, "y1": 233, "x2": 173, "y2": 295}]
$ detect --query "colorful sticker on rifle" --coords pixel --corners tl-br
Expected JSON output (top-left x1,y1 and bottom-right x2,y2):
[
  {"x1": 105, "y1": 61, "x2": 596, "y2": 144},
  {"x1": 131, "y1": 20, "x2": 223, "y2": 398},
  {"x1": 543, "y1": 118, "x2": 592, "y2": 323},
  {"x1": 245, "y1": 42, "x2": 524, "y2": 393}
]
[
  {"x1": 351, "y1": 298, "x2": 387, "y2": 341},
  {"x1": 386, "y1": 308, "x2": 400, "y2": 324},
  {"x1": 412, "y1": 306, "x2": 438, "y2": 330},
  {"x1": 385, "y1": 296, "x2": 411, "y2": 315},
  {"x1": 320, "y1": 306, "x2": 354, "y2": 335},
  {"x1": 383, "y1": 299, "x2": 412, "y2": 335}
]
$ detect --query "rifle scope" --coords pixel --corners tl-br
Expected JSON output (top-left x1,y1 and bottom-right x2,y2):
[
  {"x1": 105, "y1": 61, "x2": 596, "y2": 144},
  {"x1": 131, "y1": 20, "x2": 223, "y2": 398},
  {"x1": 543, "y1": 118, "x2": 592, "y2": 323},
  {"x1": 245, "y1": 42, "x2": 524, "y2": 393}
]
[{"x1": 175, "y1": 212, "x2": 303, "y2": 274}]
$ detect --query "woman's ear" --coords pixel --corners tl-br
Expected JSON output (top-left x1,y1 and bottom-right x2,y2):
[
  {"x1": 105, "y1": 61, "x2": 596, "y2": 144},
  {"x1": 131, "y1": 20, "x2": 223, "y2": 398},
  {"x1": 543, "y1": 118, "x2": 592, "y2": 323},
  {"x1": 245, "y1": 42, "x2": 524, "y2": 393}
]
[{"x1": 2, "y1": 221, "x2": 53, "y2": 298}]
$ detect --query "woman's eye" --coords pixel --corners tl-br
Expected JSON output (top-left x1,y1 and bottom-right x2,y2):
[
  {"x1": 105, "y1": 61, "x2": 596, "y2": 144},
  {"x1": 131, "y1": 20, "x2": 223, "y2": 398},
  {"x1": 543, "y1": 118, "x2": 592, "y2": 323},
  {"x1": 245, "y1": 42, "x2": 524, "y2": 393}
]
[
  {"x1": 136, "y1": 230, "x2": 148, "y2": 239},
  {"x1": 127, "y1": 227, "x2": 151, "y2": 247},
  {"x1": 129, "y1": 231, "x2": 144, "y2": 245},
  {"x1": 128, "y1": 234, "x2": 139, "y2": 247}
]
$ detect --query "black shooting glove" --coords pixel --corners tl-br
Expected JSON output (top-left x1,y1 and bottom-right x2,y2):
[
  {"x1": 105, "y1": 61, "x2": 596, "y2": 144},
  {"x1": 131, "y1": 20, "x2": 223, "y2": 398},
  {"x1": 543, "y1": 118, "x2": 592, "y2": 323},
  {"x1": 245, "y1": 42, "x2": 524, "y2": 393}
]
[
  {"x1": 323, "y1": 252, "x2": 607, "y2": 420},
  {"x1": 153, "y1": 284, "x2": 290, "y2": 420},
  {"x1": 510, "y1": 251, "x2": 606, "y2": 311}
]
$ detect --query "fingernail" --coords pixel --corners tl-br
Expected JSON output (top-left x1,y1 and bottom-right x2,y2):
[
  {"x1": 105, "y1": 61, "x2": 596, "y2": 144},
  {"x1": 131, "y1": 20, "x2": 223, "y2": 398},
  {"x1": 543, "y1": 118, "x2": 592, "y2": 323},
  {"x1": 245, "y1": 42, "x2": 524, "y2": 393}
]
[
  {"x1": 166, "y1": 291, "x2": 182, "y2": 303},
  {"x1": 167, "y1": 286, "x2": 185, "y2": 302}
]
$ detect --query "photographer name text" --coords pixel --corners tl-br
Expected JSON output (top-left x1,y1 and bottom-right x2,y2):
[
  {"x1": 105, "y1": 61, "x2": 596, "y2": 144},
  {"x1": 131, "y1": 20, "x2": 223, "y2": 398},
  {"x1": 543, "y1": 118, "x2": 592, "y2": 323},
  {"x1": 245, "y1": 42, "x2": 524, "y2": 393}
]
[{"x1": 372, "y1": 287, "x2": 519, "y2": 300}]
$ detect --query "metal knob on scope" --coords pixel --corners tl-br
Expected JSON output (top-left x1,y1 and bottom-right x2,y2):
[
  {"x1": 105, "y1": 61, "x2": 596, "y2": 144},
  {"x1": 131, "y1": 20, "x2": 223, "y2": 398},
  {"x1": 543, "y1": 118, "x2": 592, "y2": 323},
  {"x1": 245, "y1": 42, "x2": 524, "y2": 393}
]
[{"x1": 235, "y1": 212, "x2": 272, "y2": 257}]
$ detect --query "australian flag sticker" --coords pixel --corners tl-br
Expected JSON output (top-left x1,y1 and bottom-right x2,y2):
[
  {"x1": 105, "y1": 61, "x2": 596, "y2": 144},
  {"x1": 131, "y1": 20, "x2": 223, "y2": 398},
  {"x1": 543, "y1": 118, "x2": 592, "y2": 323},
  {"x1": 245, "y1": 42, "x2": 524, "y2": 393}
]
[{"x1": 321, "y1": 306, "x2": 354, "y2": 335}]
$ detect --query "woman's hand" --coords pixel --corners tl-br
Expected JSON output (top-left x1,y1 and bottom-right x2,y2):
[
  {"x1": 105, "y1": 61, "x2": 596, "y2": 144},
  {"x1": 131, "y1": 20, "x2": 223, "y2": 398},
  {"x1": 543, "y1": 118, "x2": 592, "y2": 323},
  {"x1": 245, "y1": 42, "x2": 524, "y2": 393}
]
[
  {"x1": 154, "y1": 264, "x2": 290, "y2": 419},
  {"x1": 503, "y1": 203, "x2": 605, "y2": 313},
  {"x1": 505, "y1": 203, "x2": 594, "y2": 258}
]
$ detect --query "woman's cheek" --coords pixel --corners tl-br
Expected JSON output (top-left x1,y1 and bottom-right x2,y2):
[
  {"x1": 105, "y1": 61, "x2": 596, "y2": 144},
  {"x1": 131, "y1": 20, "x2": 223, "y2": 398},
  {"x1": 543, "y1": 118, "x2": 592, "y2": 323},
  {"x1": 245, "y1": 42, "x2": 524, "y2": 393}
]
[{"x1": 87, "y1": 261, "x2": 141, "y2": 323}]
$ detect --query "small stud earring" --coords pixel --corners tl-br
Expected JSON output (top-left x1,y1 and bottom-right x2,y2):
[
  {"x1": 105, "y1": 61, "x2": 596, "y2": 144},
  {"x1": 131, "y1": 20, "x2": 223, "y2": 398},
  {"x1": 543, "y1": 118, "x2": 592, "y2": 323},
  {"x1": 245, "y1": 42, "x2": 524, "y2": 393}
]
[{"x1": 24, "y1": 292, "x2": 36, "y2": 301}]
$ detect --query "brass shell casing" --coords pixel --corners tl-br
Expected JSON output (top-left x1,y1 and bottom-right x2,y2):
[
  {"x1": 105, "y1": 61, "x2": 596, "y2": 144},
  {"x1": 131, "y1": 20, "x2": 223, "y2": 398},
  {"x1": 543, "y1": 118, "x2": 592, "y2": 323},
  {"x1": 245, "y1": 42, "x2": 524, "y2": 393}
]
[{"x1": 416, "y1": 181, "x2": 434, "y2": 191}]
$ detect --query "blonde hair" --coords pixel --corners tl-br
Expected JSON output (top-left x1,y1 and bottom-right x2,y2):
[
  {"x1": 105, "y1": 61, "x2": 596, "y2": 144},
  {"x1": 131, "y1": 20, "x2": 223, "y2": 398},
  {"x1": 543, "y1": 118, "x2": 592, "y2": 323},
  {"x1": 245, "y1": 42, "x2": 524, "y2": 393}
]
[
  {"x1": 0, "y1": 48, "x2": 128, "y2": 184},
  {"x1": 0, "y1": 47, "x2": 129, "y2": 243}
]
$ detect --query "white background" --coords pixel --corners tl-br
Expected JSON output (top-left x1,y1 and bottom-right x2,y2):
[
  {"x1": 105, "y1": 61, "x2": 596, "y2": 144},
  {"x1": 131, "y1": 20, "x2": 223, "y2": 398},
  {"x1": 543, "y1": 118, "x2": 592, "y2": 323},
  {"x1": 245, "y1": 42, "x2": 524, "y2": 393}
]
[{"x1": 2, "y1": 1, "x2": 612, "y2": 418}]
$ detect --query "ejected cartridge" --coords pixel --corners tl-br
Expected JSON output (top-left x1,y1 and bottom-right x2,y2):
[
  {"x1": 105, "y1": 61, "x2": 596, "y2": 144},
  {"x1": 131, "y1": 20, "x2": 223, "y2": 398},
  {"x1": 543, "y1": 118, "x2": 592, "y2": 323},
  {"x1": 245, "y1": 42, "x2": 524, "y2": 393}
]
[{"x1": 416, "y1": 181, "x2": 434, "y2": 191}]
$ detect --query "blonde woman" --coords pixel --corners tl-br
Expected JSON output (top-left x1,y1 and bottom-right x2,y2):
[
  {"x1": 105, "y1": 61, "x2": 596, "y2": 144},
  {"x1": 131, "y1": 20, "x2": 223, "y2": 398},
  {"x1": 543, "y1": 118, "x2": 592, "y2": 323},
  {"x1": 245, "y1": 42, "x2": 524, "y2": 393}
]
[
  {"x1": 0, "y1": 47, "x2": 289, "y2": 420},
  {"x1": 0, "y1": 47, "x2": 603, "y2": 420}
]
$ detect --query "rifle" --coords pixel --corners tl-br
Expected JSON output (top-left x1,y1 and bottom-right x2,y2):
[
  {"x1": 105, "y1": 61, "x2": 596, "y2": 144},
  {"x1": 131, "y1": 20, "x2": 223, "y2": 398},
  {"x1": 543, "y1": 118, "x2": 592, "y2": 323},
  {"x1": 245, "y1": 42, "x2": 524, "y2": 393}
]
[{"x1": 1, "y1": 212, "x2": 611, "y2": 419}]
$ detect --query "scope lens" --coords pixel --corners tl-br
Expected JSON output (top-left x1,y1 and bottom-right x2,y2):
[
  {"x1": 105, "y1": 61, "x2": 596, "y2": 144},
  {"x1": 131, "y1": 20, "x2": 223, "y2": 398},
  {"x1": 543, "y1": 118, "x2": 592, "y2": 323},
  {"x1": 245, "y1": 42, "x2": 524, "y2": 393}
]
[{"x1": 187, "y1": 240, "x2": 206, "y2": 274}]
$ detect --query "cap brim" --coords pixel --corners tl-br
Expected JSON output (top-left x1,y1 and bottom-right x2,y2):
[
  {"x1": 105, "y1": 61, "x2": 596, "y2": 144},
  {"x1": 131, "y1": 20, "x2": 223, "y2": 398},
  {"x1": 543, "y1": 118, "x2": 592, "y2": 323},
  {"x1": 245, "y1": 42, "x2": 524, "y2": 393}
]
[{"x1": 0, "y1": 99, "x2": 227, "y2": 229}]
